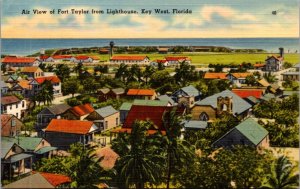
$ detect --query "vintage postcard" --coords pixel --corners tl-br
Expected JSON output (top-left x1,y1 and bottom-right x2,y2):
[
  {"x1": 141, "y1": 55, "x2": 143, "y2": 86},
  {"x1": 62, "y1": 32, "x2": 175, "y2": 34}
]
[{"x1": 1, "y1": 0, "x2": 299, "y2": 188}]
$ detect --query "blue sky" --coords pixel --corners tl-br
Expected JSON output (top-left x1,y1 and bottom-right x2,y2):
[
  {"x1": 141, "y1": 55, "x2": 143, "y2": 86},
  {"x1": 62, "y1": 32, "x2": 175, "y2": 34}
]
[{"x1": 1, "y1": 0, "x2": 299, "y2": 38}]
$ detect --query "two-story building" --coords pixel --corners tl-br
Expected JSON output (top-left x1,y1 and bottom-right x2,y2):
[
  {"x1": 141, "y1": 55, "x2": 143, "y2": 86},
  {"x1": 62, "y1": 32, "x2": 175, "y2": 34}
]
[
  {"x1": 1, "y1": 114, "x2": 23, "y2": 137},
  {"x1": 172, "y1": 85, "x2": 201, "y2": 109},
  {"x1": 35, "y1": 104, "x2": 71, "y2": 136},
  {"x1": 265, "y1": 48, "x2": 284, "y2": 72},
  {"x1": 29, "y1": 76, "x2": 62, "y2": 96},
  {"x1": 20, "y1": 67, "x2": 44, "y2": 78},
  {"x1": 227, "y1": 72, "x2": 253, "y2": 84},
  {"x1": 1, "y1": 95, "x2": 27, "y2": 119}
]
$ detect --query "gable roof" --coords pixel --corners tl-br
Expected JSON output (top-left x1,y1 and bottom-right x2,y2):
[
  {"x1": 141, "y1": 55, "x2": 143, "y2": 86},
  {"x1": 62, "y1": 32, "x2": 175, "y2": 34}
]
[
  {"x1": 52, "y1": 55, "x2": 73, "y2": 59},
  {"x1": 20, "y1": 66, "x2": 42, "y2": 73},
  {"x1": 1, "y1": 139, "x2": 16, "y2": 159},
  {"x1": 95, "y1": 106, "x2": 118, "y2": 118},
  {"x1": 35, "y1": 76, "x2": 60, "y2": 84},
  {"x1": 1, "y1": 95, "x2": 20, "y2": 105},
  {"x1": 195, "y1": 90, "x2": 252, "y2": 115},
  {"x1": 127, "y1": 89, "x2": 156, "y2": 96},
  {"x1": 111, "y1": 88, "x2": 125, "y2": 94},
  {"x1": 46, "y1": 119, "x2": 95, "y2": 134},
  {"x1": 235, "y1": 118, "x2": 268, "y2": 145},
  {"x1": 265, "y1": 55, "x2": 283, "y2": 61},
  {"x1": 184, "y1": 120, "x2": 208, "y2": 129},
  {"x1": 75, "y1": 56, "x2": 90, "y2": 60},
  {"x1": 180, "y1": 85, "x2": 200, "y2": 97},
  {"x1": 119, "y1": 102, "x2": 132, "y2": 111},
  {"x1": 69, "y1": 104, "x2": 94, "y2": 117},
  {"x1": 258, "y1": 78, "x2": 270, "y2": 87},
  {"x1": 98, "y1": 88, "x2": 110, "y2": 94},
  {"x1": 38, "y1": 172, "x2": 71, "y2": 187},
  {"x1": 133, "y1": 99, "x2": 169, "y2": 107},
  {"x1": 2, "y1": 56, "x2": 38, "y2": 64},
  {"x1": 204, "y1": 73, "x2": 227, "y2": 79},
  {"x1": 230, "y1": 72, "x2": 252, "y2": 79},
  {"x1": 111, "y1": 56, "x2": 148, "y2": 61},
  {"x1": 1, "y1": 114, "x2": 13, "y2": 126},
  {"x1": 165, "y1": 56, "x2": 189, "y2": 61},
  {"x1": 47, "y1": 104, "x2": 71, "y2": 115},
  {"x1": 15, "y1": 80, "x2": 30, "y2": 89},
  {"x1": 232, "y1": 89, "x2": 264, "y2": 99},
  {"x1": 3, "y1": 173, "x2": 55, "y2": 188},
  {"x1": 2, "y1": 137, "x2": 43, "y2": 151},
  {"x1": 157, "y1": 95, "x2": 176, "y2": 105}
]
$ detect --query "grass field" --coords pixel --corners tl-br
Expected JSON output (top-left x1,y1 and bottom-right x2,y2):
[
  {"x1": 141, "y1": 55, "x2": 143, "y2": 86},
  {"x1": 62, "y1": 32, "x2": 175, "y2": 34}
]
[{"x1": 84, "y1": 53, "x2": 299, "y2": 65}]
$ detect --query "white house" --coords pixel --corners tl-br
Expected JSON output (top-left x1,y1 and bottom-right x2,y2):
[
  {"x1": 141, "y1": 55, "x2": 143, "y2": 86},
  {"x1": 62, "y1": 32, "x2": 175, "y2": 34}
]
[
  {"x1": 1, "y1": 95, "x2": 27, "y2": 119},
  {"x1": 165, "y1": 56, "x2": 191, "y2": 65},
  {"x1": 227, "y1": 73, "x2": 253, "y2": 84},
  {"x1": 29, "y1": 76, "x2": 62, "y2": 96},
  {"x1": 52, "y1": 55, "x2": 73, "y2": 62},
  {"x1": 39, "y1": 55, "x2": 54, "y2": 62},
  {"x1": 150, "y1": 59, "x2": 169, "y2": 67},
  {"x1": 265, "y1": 48, "x2": 284, "y2": 72},
  {"x1": 70, "y1": 56, "x2": 94, "y2": 63},
  {"x1": 2, "y1": 56, "x2": 41, "y2": 68},
  {"x1": 110, "y1": 56, "x2": 150, "y2": 64}
]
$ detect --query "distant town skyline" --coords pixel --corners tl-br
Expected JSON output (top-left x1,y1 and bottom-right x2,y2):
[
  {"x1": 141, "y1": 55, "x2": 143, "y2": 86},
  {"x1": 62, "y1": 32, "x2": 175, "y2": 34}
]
[{"x1": 1, "y1": 0, "x2": 299, "y2": 38}]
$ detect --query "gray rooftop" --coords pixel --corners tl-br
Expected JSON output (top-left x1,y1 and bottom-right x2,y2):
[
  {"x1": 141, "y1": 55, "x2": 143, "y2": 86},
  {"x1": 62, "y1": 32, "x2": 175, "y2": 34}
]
[
  {"x1": 157, "y1": 95, "x2": 176, "y2": 105},
  {"x1": 119, "y1": 102, "x2": 132, "y2": 111},
  {"x1": 47, "y1": 104, "x2": 71, "y2": 115},
  {"x1": 3, "y1": 173, "x2": 54, "y2": 188},
  {"x1": 181, "y1": 85, "x2": 200, "y2": 97},
  {"x1": 98, "y1": 88, "x2": 110, "y2": 94},
  {"x1": 184, "y1": 120, "x2": 208, "y2": 129},
  {"x1": 112, "y1": 88, "x2": 125, "y2": 94},
  {"x1": 195, "y1": 89, "x2": 252, "y2": 115},
  {"x1": 96, "y1": 105, "x2": 118, "y2": 118},
  {"x1": 1, "y1": 140, "x2": 15, "y2": 159}
]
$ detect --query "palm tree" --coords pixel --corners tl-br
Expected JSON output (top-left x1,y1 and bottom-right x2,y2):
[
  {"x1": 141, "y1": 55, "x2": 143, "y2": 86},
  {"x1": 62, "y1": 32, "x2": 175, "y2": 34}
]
[
  {"x1": 36, "y1": 80, "x2": 54, "y2": 105},
  {"x1": 115, "y1": 63, "x2": 128, "y2": 83},
  {"x1": 143, "y1": 65, "x2": 155, "y2": 85},
  {"x1": 262, "y1": 155, "x2": 299, "y2": 189},
  {"x1": 116, "y1": 120, "x2": 164, "y2": 189},
  {"x1": 162, "y1": 108, "x2": 194, "y2": 189}
]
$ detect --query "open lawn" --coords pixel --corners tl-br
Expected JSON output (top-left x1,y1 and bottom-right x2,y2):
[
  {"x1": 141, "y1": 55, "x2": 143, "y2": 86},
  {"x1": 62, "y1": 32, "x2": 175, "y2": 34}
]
[{"x1": 80, "y1": 53, "x2": 299, "y2": 65}]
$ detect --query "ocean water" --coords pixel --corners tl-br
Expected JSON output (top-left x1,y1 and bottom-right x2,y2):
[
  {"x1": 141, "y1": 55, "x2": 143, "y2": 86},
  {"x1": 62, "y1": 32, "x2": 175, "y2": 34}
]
[{"x1": 1, "y1": 38, "x2": 299, "y2": 56}]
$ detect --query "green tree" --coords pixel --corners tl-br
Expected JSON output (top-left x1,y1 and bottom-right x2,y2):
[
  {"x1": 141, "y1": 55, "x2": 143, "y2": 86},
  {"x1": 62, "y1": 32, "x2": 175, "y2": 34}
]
[
  {"x1": 35, "y1": 143, "x2": 105, "y2": 188},
  {"x1": 82, "y1": 77, "x2": 98, "y2": 94},
  {"x1": 150, "y1": 70, "x2": 175, "y2": 88},
  {"x1": 36, "y1": 80, "x2": 54, "y2": 105},
  {"x1": 174, "y1": 61, "x2": 198, "y2": 87},
  {"x1": 162, "y1": 108, "x2": 194, "y2": 189},
  {"x1": 62, "y1": 77, "x2": 80, "y2": 97},
  {"x1": 55, "y1": 64, "x2": 70, "y2": 82},
  {"x1": 245, "y1": 75, "x2": 257, "y2": 86},
  {"x1": 113, "y1": 120, "x2": 165, "y2": 189},
  {"x1": 143, "y1": 65, "x2": 155, "y2": 85},
  {"x1": 262, "y1": 155, "x2": 299, "y2": 189},
  {"x1": 115, "y1": 63, "x2": 129, "y2": 83}
]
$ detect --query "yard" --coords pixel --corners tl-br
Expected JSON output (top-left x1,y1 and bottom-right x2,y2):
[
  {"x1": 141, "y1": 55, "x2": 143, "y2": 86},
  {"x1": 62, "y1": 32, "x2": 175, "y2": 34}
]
[{"x1": 77, "y1": 52, "x2": 299, "y2": 65}]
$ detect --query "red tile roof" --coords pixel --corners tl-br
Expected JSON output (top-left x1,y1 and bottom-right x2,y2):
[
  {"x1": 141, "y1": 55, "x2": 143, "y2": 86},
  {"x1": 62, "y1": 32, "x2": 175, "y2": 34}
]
[
  {"x1": 3, "y1": 57, "x2": 37, "y2": 64},
  {"x1": 45, "y1": 119, "x2": 94, "y2": 134},
  {"x1": 34, "y1": 172, "x2": 71, "y2": 187},
  {"x1": 123, "y1": 105, "x2": 185, "y2": 131},
  {"x1": 69, "y1": 104, "x2": 94, "y2": 117},
  {"x1": 75, "y1": 56, "x2": 90, "y2": 60},
  {"x1": 52, "y1": 55, "x2": 73, "y2": 59},
  {"x1": 17, "y1": 80, "x2": 30, "y2": 89},
  {"x1": 204, "y1": 73, "x2": 227, "y2": 79},
  {"x1": 232, "y1": 89, "x2": 264, "y2": 99},
  {"x1": 21, "y1": 66, "x2": 41, "y2": 73},
  {"x1": 127, "y1": 89, "x2": 156, "y2": 96},
  {"x1": 1, "y1": 95, "x2": 20, "y2": 105},
  {"x1": 40, "y1": 55, "x2": 50, "y2": 60},
  {"x1": 35, "y1": 76, "x2": 60, "y2": 84},
  {"x1": 265, "y1": 55, "x2": 283, "y2": 61},
  {"x1": 231, "y1": 73, "x2": 252, "y2": 78},
  {"x1": 254, "y1": 64, "x2": 265, "y2": 68},
  {"x1": 111, "y1": 56, "x2": 148, "y2": 61},
  {"x1": 156, "y1": 59, "x2": 167, "y2": 63},
  {"x1": 165, "y1": 56, "x2": 189, "y2": 61}
]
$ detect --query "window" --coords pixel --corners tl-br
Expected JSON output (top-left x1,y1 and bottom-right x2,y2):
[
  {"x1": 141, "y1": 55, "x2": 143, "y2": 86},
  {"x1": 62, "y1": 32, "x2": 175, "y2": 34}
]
[
  {"x1": 199, "y1": 112, "x2": 209, "y2": 121},
  {"x1": 22, "y1": 101, "x2": 25, "y2": 108},
  {"x1": 16, "y1": 104, "x2": 18, "y2": 108},
  {"x1": 10, "y1": 105, "x2": 12, "y2": 110},
  {"x1": 11, "y1": 118, "x2": 16, "y2": 127},
  {"x1": 222, "y1": 104, "x2": 228, "y2": 111},
  {"x1": 16, "y1": 113, "x2": 19, "y2": 118},
  {"x1": 105, "y1": 121, "x2": 108, "y2": 129},
  {"x1": 116, "y1": 118, "x2": 119, "y2": 126}
]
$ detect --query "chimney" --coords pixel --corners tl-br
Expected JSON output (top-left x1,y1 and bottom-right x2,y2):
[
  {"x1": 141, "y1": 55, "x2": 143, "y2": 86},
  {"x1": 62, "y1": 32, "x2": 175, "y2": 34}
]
[{"x1": 279, "y1": 47, "x2": 284, "y2": 58}]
